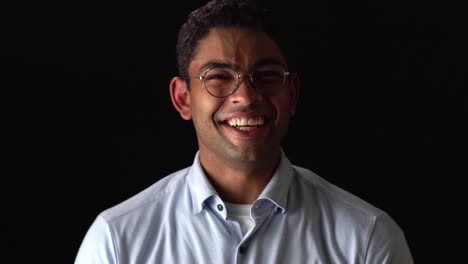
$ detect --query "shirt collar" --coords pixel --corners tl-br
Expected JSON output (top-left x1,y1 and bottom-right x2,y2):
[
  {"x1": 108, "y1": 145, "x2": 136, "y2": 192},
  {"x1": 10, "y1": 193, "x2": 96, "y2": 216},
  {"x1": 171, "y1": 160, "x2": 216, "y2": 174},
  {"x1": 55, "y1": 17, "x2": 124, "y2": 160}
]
[
  {"x1": 256, "y1": 149, "x2": 294, "y2": 214},
  {"x1": 186, "y1": 151, "x2": 219, "y2": 214},
  {"x1": 186, "y1": 149, "x2": 294, "y2": 214}
]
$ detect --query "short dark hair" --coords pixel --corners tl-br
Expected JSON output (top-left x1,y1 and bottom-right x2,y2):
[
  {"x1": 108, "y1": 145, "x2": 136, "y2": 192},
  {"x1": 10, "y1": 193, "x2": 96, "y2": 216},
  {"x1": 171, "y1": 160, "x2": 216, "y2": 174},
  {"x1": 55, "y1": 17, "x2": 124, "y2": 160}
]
[{"x1": 175, "y1": 0, "x2": 288, "y2": 87}]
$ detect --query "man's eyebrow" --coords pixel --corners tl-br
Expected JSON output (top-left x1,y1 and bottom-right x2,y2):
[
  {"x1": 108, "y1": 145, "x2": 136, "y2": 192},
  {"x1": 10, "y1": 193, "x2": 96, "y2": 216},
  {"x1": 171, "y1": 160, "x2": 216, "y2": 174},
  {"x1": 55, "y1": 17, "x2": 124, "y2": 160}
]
[
  {"x1": 251, "y1": 58, "x2": 286, "y2": 69},
  {"x1": 199, "y1": 58, "x2": 286, "y2": 73},
  {"x1": 200, "y1": 61, "x2": 232, "y2": 72}
]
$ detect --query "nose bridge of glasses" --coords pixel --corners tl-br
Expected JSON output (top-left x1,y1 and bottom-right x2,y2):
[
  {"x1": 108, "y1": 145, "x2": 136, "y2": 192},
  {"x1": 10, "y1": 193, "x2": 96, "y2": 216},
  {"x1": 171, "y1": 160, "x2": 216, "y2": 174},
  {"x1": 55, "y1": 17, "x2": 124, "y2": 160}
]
[
  {"x1": 237, "y1": 72, "x2": 254, "y2": 86},
  {"x1": 233, "y1": 72, "x2": 263, "y2": 100}
]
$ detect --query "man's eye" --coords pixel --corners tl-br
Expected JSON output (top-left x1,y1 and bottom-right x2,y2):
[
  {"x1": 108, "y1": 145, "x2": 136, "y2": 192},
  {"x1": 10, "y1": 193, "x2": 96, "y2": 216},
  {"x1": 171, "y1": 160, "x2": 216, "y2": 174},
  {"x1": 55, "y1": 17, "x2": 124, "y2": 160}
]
[
  {"x1": 255, "y1": 71, "x2": 283, "y2": 80},
  {"x1": 206, "y1": 74, "x2": 232, "y2": 80}
]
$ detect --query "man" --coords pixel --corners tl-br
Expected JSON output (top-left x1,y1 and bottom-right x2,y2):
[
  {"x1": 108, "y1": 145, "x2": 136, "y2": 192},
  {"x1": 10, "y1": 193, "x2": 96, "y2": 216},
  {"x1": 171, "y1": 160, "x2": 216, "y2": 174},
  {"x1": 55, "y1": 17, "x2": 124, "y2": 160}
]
[{"x1": 75, "y1": 0, "x2": 414, "y2": 263}]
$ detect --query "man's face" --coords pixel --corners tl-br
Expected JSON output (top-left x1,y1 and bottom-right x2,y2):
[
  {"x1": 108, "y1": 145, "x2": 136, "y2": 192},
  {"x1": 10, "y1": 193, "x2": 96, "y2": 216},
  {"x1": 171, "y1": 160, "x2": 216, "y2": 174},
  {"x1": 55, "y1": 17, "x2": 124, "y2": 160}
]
[{"x1": 185, "y1": 27, "x2": 299, "y2": 165}]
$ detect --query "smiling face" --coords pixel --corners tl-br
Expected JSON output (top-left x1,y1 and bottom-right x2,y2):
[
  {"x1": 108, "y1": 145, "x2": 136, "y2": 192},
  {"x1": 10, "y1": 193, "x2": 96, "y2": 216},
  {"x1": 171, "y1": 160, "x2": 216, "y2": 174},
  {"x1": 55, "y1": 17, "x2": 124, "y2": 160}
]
[{"x1": 171, "y1": 26, "x2": 299, "y2": 169}]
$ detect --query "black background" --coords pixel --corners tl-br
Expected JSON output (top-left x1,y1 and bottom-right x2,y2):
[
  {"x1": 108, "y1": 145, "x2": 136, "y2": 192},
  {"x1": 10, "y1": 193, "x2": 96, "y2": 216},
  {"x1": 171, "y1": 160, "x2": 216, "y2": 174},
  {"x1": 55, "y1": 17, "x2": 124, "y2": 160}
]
[{"x1": 2, "y1": 0, "x2": 466, "y2": 263}]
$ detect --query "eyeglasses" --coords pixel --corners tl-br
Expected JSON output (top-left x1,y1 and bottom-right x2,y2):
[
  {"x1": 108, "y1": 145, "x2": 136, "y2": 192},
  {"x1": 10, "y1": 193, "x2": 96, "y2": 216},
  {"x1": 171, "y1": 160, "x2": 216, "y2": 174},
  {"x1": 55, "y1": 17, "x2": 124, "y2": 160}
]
[{"x1": 187, "y1": 64, "x2": 290, "y2": 98}]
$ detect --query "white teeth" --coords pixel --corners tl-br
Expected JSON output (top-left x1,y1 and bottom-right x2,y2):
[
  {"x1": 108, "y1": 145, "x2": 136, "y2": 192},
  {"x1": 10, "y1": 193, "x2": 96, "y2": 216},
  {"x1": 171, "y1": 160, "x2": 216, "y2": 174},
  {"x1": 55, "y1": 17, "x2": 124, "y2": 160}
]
[
  {"x1": 227, "y1": 117, "x2": 264, "y2": 127},
  {"x1": 247, "y1": 118, "x2": 259, "y2": 126},
  {"x1": 237, "y1": 126, "x2": 255, "y2": 131}
]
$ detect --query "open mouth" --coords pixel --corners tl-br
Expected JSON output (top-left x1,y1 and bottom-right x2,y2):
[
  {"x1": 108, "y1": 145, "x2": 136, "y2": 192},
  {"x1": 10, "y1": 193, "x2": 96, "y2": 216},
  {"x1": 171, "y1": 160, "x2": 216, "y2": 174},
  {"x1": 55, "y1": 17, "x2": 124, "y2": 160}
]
[{"x1": 225, "y1": 116, "x2": 266, "y2": 131}]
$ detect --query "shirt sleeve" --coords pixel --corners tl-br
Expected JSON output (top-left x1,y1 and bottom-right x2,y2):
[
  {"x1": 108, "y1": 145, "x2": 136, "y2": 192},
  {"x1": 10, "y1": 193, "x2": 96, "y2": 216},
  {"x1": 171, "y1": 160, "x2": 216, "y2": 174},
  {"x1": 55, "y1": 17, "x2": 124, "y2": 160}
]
[
  {"x1": 74, "y1": 215, "x2": 118, "y2": 264},
  {"x1": 364, "y1": 212, "x2": 414, "y2": 264}
]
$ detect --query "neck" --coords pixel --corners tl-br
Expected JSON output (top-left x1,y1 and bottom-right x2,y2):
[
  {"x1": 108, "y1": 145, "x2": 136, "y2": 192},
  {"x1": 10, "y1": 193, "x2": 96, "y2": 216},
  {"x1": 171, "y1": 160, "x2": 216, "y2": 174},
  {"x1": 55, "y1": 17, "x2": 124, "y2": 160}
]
[{"x1": 199, "y1": 149, "x2": 281, "y2": 204}]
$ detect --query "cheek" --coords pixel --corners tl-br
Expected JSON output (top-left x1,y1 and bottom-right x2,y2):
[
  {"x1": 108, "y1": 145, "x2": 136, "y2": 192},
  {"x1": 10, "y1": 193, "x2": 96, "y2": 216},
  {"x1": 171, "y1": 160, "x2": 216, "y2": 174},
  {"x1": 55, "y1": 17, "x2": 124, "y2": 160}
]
[
  {"x1": 270, "y1": 99, "x2": 294, "y2": 129},
  {"x1": 271, "y1": 93, "x2": 292, "y2": 114},
  {"x1": 191, "y1": 94, "x2": 224, "y2": 121}
]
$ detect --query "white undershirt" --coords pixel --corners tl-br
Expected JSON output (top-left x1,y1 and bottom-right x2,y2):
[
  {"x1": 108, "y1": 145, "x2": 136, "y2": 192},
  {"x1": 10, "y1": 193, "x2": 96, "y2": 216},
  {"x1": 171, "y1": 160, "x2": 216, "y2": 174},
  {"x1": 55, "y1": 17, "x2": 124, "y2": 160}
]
[{"x1": 224, "y1": 202, "x2": 255, "y2": 237}]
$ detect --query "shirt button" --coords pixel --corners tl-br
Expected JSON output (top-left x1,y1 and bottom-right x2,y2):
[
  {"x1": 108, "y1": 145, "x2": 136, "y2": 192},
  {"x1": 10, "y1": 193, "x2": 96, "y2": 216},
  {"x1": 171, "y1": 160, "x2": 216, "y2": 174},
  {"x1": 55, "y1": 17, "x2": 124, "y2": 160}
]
[
  {"x1": 217, "y1": 204, "x2": 224, "y2": 211},
  {"x1": 239, "y1": 246, "x2": 247, "y2": 254}
]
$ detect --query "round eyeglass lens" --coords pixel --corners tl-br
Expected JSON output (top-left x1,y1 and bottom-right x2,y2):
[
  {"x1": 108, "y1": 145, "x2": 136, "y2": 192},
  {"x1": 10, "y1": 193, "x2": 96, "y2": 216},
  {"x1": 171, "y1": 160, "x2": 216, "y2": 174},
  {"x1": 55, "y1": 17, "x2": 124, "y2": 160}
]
[
  {"x1": 251, "y1": 64, "x2": 287, "y2": 95},
  {"x1": 203, "y1": 67, "x2": 238, "y2": 97}
]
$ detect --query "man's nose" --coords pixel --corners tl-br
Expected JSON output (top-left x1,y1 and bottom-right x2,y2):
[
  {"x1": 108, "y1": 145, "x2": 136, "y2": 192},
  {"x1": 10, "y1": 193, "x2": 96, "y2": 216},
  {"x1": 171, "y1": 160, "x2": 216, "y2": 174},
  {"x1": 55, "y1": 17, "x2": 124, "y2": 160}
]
[{"x1": 228, "y1": 75, "x2": 263, "y2": 104}]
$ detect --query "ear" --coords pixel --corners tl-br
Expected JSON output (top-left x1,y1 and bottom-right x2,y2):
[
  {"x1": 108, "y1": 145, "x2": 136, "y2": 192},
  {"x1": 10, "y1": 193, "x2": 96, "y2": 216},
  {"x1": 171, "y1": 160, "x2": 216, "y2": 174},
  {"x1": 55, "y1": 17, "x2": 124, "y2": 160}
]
[
  {"x1": 169, "y1": 77, "x2": 192, "y2": 120},
  {"x1": 289, "y1": 72, "x2": 300, "y2": 116}
]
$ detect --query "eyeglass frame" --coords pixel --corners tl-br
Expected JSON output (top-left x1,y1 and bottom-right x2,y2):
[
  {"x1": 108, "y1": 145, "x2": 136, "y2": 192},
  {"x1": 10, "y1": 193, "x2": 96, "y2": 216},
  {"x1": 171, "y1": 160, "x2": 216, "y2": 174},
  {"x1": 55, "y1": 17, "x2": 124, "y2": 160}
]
[{"x1": 185, "y1": 64, "x2": 290, "y2": 98}]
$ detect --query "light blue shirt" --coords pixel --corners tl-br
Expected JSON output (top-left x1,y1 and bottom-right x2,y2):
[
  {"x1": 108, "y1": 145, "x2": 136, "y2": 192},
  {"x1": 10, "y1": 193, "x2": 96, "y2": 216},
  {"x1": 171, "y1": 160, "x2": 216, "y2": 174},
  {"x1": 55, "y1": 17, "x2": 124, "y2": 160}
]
[{"x1": 75, "y1": 151, "x2": 413, "y2": 263}]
